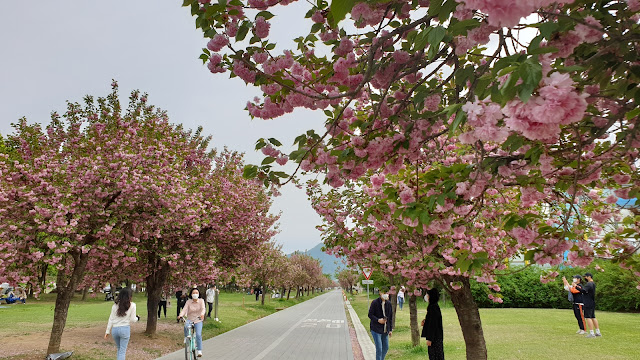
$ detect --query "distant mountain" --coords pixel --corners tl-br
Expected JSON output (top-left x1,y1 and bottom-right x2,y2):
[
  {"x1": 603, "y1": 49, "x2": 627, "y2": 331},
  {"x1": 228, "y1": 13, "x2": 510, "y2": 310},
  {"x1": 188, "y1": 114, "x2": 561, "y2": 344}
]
[{"x1": 290, "y1": 243, "x2": 346, "y2": 279}]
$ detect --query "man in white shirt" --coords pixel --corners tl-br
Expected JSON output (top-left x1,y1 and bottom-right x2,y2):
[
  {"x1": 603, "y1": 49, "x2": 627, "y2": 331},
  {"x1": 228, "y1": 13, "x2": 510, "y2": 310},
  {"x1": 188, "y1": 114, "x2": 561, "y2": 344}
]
[{"x1": 206, "y1": 284, "x2": 216, "y2": 318}]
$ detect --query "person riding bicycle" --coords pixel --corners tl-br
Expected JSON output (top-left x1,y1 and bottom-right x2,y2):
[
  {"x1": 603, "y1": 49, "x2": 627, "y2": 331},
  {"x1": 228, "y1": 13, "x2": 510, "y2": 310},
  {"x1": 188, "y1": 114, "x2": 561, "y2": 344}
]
[{"x1": 178, "y1": 287, "x2": 206, "y2": 358}]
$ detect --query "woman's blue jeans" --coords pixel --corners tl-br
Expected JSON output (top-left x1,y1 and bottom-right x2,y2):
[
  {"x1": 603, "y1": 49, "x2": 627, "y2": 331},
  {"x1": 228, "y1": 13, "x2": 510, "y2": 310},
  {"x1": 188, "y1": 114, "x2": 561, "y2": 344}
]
[
  {"x1": 111, "y1": 325, "x2": 130, "y2": 360},
  {"x1": 371, "y1": 330, "x2": 389, "y2": 360},
  {"x1": 184, "y1": 320, "x2": 203, "y2": 350},
  {"x1": 398, "y1": 297, "x2": 404, "y2": 309}
]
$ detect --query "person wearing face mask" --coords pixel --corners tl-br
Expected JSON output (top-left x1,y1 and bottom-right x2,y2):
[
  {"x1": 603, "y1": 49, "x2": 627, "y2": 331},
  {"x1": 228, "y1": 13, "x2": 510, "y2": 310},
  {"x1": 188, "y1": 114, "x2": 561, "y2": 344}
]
[
  {"x1": 368, "y1": 286, "x2": 393, "y2": 360},
  {"x1": 178, "y1": 287, "x2": 206, "y2": 357},
  {"x1": 421, "y1": 288, "x2": 444, "y2": 360},
  {"x1": 562, "y1": 275, "x2": 587, "y2": 334}
]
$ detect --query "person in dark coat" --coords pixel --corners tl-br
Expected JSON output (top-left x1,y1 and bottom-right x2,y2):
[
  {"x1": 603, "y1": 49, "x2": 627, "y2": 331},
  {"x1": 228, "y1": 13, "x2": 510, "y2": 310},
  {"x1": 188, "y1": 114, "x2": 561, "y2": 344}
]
[
  {"x1": 421, "y1": 288, "x2": 444, "y2": 360},
  {"x1": 368, "y1": 286, "x2": 393, "y2": 360}
]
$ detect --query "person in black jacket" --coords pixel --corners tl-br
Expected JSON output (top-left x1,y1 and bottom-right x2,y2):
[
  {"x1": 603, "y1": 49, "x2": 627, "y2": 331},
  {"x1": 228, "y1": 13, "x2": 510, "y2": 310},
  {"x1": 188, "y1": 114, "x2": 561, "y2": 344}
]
[
  {"x1": 368, "y1": 286, "x2": 393, "y2": 360},
  {"x1": 580, "y1": 272, "x2": 601, "y2": 337},
  {"x1": 421, "y1": 288, "x2": 444, "y2": 360}
]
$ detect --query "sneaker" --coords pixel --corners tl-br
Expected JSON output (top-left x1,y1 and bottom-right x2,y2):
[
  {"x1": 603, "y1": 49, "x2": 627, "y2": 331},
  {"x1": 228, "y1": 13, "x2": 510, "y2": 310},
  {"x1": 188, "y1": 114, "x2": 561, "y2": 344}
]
[
  {"x1": 197, "y1": 350, "x2": 203, "y2": 357},
  {"x1": 585, "y1": 333, "x2": 596, "y2": 338},
  {"x1": 577, "y1": 330, "x2": 586, "y2": 334},
  {"x1": 595, "y1": 332, "x2": 602, "y2": 337}
]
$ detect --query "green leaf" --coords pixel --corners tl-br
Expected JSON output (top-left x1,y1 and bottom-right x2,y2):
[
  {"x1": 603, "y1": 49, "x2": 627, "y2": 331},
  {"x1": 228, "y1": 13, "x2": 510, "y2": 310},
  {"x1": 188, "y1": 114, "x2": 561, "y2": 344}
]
[
  {"x1": 537, "y1": 22, "x2": 559, "y2": 39},
  {"x1": 523, "y1": 250, "x2": 537, "y2": 262},
  {"x1": 456, "y1": 258, "x2": 472, "y2": 273},
  {"x1": 427, "y1": 26, "x2": 446, "y2": 49},
  {"x1": 625, "y1": 107, "x2": 640, "y2": 120},
  {"x1": 243, "y1": 165, "x2": 258, "y2": 179},
  {"x1": 329, "y1": 0, "x2": 356, "y2": 27},
  {"x1": 428, "y1": 0, "x2": 444, "y2": 17},
  {"x1": 262, "y1": 156, "x2": 276, "y2": 165},
  {"x1": 289, "y1": 149, "x2": 307, "y2": 162},
  {"x1": 268, "y1": 137, "x2": 282, "y2": 146},
  {"x1": 449, "y1": 109, "x2": 467, "y2": 134},
  {"x1": 236, "y1": 22, "x2": 250, "y2": 41},
  {"x1": 255, "y1": 11, "x2": 275, "y2": 20},
  {"x1": 255, "y1": 138, "x2": 267, "y2": 150}
]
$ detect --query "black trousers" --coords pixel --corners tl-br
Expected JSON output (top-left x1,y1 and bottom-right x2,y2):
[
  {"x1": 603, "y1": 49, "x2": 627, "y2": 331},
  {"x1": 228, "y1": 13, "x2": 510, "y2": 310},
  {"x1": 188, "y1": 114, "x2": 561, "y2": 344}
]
[
  {"x1": 573, "y1": 303, "x2": 586, "y2": 330},
  {"x1": 207, "y1": 302, "x2": 213, "y2": 317},
  {"x1": 428, "y1": 339, "x2": 445, "y2": 360},
  {"x1": 158, "y1": 300, "x2": 167, "y2": 318}
]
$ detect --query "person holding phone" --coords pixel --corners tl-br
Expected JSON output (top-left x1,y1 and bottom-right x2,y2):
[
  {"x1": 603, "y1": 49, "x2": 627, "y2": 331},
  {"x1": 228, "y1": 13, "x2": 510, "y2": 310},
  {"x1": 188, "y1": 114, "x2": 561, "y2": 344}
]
[{"x1": 368, "y1": 286, "x2": 393, "y2": 360}]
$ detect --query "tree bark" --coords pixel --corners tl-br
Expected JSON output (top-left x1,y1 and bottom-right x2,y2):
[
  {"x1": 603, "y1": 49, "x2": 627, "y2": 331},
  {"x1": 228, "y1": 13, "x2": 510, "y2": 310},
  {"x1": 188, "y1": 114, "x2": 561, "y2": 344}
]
[
  {"x1": 286, "y1": 287, "x2": 291, "y2": 300},
  {"x1": 81, "y1": 287, "x2": 89, "y2": 301},
  {"x1": 389, "y1": 275, "x2": 397, "y2": 329},
  {"x1": 145, "y1": 261, "x2": 169, "y2": 336},
  {"x1": 261, "y1": 285, "x2": 267, "y2": 305},
  {"x1": 409, "y1": 294, "x2": 420, "y2": 347},
  {"x1": 47, "y1": 250, "x2": 90, "y2": 354},
  {"x1": 448, "y1": 277, "x2": 487, "y2": 360}
]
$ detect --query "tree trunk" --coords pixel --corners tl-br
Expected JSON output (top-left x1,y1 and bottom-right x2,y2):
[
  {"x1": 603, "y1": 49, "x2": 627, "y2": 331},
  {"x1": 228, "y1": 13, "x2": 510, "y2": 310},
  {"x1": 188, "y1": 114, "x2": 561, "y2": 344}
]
[
  {"x1": 81, "y1": 287, "x2": 89, "y2": 301},
  {"x1": 286, "y1": 287, "x2": 291, "y2": 300},
  {"x1": 409, "y1": 294, "x2": 420, "y2": 347},
  {"x1": 47, "y1": 250, "x2": 90, "y2": 354},
  {"x1": 261, "y1": 285, "x2": 267, "y2": 305},
  {"x1": 145, "y1": 262, "x2": 169, "y2": 336},
  {"x1": 448, "y1": 277, "x2": 487, "y2": 360},
  {"x1": 389, "y1": 275, "x2": 397, "y2": 329},
  {"x1": 306, "y1": 286, "x2": 309, "y2": 296},
  {"x1": 390, "y1": 293, "x2": 398, "y2": 330}
]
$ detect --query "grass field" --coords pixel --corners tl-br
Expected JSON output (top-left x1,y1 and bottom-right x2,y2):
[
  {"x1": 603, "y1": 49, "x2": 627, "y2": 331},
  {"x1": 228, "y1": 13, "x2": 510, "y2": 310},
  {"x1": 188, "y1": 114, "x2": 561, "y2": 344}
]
[
  {"x1": 348, "y1": 293, "x2": 640, "y2": 360},
  {"x1": 0, "y1": 290, "x2": 322, "y2": 360}
]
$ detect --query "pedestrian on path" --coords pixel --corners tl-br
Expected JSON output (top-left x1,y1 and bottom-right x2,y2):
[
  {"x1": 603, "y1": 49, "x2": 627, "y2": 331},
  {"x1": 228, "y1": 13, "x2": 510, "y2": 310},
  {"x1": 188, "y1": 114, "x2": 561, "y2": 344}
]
[
  {"x1": 178, "y1": 287, "x2": 206, "y2": 357},
  {"x1": 368, "y1": 286, "x2": 393, "y2": 360},
  {"x1": 105, "y1": 288, "x2": 139, "y2": 360},
  {"x1": 206, "y1": 284, "x2": 216, "y2": 318},
  {"x1": 421, "y1": 288, "x2": 444, "y2": 360},
  {"x1": 397, "y1": 286, "x2": 405, "y2": 310},
  {"x1": 580, "y1": 272, "x2": 602, "y2": 338},
  {"x1": 562, "y1": 275, "x2": 587, "y2": 334},
  {"x1": 158, "y1": 291, "x2": 167, "y2": 319}
]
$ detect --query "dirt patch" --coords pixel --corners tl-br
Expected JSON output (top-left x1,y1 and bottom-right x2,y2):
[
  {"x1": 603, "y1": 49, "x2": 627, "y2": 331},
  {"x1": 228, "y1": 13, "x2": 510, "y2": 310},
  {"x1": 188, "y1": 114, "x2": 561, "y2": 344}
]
[{"x1": 2, "y1": 321, "x2": 185, "y2": 360}]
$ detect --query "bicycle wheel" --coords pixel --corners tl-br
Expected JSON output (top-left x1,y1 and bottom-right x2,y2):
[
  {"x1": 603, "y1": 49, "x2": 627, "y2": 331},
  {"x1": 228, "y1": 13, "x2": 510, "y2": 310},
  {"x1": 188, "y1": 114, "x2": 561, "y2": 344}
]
[
  {"x1": 184, "y1": 337, "x2": 190, "y2": 360},
  {"x1": 191, "y1": 333, "x2": 197, "y2": 360}
]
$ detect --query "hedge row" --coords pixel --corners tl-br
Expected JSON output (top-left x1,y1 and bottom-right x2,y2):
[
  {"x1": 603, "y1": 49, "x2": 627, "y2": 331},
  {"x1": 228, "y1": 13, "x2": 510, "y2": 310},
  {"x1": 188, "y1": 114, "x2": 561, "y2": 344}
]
[{"x1": 471, "y1": 260, "x2": 640, "y2": 312}]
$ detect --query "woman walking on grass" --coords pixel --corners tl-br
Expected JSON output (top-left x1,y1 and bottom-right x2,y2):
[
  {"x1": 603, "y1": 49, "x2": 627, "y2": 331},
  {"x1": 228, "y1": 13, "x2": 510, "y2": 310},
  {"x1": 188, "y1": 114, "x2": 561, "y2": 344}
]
[
  {"x1": 421, "y1": 288, "x2": 444, "y2": 360},
  {"x1": 105, "y1": 288, "x2": 139, "y2": 360}
]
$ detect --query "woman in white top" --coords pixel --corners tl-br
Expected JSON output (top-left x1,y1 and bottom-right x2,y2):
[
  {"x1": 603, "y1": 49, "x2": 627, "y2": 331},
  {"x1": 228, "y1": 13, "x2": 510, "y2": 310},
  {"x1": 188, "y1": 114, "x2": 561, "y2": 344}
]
[
  {"x1": 398, "y1": 286, "x2": 405, "y2": 310},
  {"x1": 105, "y1": 288, "x2": 138, "y2": 360}
]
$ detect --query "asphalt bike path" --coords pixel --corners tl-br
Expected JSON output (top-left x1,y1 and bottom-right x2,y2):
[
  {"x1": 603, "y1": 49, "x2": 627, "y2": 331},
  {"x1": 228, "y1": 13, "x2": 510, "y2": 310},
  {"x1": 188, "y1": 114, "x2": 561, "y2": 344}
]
[{"x1": 156, "y1": 289, "x2": 354, "y2": 360}]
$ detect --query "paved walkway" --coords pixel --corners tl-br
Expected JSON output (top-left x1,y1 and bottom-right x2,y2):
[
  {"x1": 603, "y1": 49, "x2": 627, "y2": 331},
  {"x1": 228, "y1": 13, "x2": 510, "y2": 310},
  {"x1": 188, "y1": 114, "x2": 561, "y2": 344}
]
[{"x1": 156, "y1": 290, "x2": 353, "y2": 360}]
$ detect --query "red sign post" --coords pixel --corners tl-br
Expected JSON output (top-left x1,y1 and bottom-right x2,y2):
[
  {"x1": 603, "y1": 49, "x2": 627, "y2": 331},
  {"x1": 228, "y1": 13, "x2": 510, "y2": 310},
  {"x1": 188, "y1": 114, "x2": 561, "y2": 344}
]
[
  {"x1": 362, "y1": 267, "x2": 373, "y2": 280},
  {"x1": 362, "y1": 267, "x2": 373, "y2": 300}
]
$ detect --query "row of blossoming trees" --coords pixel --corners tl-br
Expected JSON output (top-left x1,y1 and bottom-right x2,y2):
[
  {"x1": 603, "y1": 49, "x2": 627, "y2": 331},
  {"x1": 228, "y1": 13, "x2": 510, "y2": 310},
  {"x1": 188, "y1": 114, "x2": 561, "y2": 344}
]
[
  {"x1": 0, "y1": 84, "x2": 279, "y2": 354},
  {"x1": 235, "y1": 241, "x2": 334, "y2": 305},
  {"x1": 184, "y1": 0, "x2": 640, "y2": 358}
]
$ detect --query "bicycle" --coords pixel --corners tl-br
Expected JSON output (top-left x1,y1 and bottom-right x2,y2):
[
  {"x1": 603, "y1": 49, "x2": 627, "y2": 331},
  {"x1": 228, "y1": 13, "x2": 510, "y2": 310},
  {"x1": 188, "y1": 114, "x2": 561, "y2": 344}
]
[{"x1": 180, "y1": 316, "x2": 198, "y2": 360}]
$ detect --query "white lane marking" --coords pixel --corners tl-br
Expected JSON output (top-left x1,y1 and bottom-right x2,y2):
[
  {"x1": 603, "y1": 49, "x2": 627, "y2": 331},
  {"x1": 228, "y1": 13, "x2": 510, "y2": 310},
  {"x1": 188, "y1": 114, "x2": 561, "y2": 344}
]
[{"x1": 250, "y1": 292, "x2": 335, "y2": 360}]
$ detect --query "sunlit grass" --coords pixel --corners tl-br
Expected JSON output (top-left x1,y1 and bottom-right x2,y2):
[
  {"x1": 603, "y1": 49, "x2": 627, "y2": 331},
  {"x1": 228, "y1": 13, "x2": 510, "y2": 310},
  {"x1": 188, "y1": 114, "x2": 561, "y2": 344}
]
[{"x1": 348, "y1": 293, "x2": 640, "y2": 360}]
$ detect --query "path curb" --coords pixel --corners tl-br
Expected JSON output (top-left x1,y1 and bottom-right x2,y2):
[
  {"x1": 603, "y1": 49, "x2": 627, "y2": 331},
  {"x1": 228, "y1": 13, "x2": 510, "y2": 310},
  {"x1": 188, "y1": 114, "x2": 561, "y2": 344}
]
[{"x1": 344, "y1": 300, "x2": 375, "y2": 360}]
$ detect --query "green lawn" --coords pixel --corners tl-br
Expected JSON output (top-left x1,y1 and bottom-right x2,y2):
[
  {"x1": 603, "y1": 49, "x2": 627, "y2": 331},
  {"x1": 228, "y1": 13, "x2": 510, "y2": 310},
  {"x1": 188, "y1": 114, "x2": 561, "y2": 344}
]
[
  {"x1": 0, "y1": 290, "x2": 322, "y2": 360},
  {"x1": 348, "y1": 293, "x2": 640, "y2": 360}
]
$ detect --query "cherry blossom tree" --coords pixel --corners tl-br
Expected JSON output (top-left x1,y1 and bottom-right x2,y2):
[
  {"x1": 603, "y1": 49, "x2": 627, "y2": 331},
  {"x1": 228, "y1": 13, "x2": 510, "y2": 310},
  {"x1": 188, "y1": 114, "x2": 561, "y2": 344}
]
[
  {"x1": 184, "y1": 1, "x2": 640, "y2": 358},
  {"x1": 0, "y1": 84, "x2": 279, "y2": 350},
  {"x1": 336, "y1": 267, "x2": 359, "y2": 294}
]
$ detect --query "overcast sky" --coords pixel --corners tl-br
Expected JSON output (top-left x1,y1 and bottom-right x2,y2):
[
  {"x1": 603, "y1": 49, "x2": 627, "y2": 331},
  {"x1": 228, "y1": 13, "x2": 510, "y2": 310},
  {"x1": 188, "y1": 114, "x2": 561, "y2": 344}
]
[{"x1": 0, "y1": 1, "x2": 327, "y2": 254}]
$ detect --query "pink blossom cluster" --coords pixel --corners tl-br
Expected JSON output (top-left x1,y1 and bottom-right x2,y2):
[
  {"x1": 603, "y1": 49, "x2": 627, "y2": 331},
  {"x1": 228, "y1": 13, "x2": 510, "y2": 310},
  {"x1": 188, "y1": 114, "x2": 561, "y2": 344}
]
[
  {"x1": 457, "y1": 0, "x2": 574, "y2": 28},
  {"x1": 503, "y1": 73, "x2": 588, "y2": 142}
]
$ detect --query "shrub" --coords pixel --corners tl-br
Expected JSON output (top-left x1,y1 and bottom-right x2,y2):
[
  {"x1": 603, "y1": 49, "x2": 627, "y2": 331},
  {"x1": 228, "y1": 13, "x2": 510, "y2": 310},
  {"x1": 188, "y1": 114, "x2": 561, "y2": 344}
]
[{"x1": 470, "y1": 260, "x2": 640, "y2": 312}]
